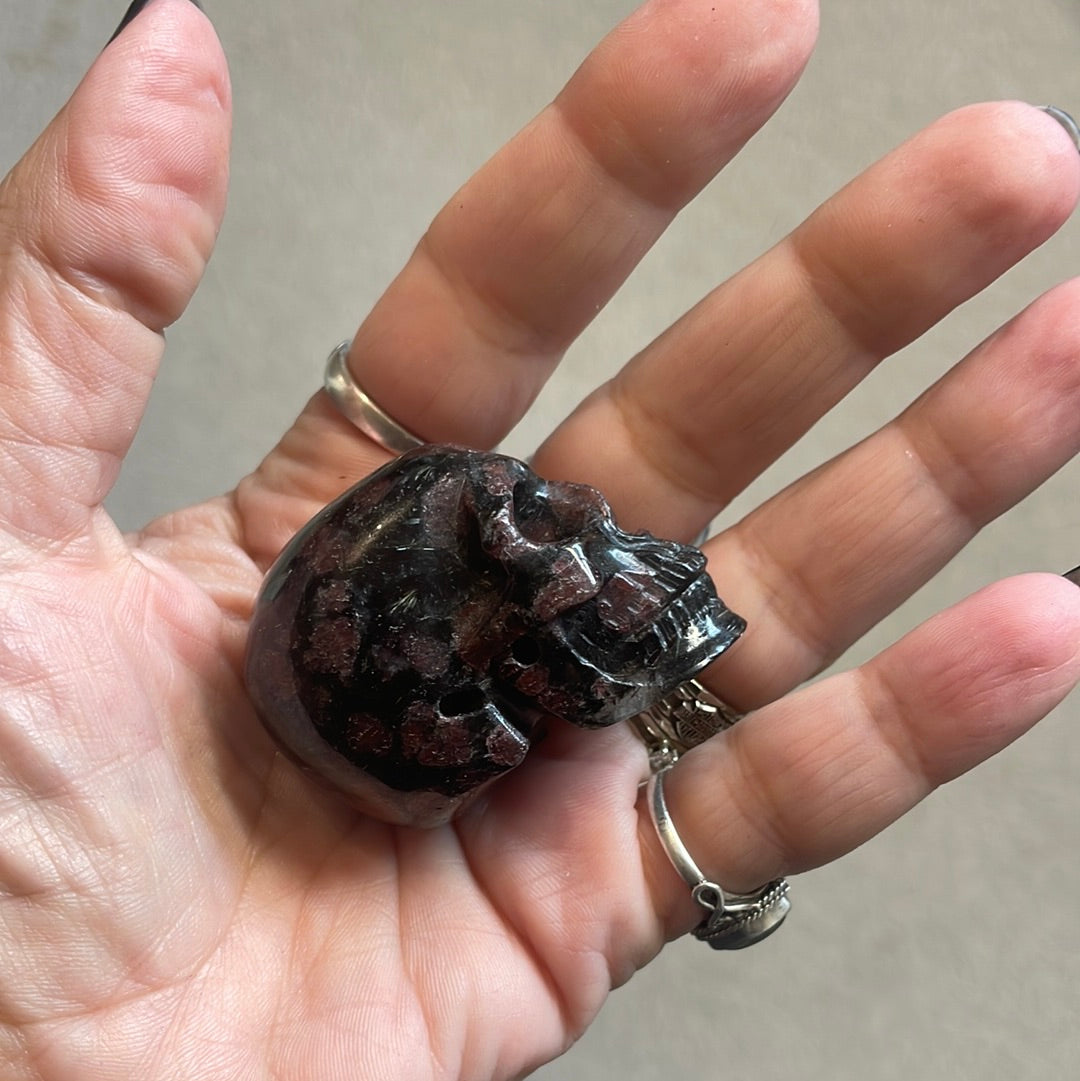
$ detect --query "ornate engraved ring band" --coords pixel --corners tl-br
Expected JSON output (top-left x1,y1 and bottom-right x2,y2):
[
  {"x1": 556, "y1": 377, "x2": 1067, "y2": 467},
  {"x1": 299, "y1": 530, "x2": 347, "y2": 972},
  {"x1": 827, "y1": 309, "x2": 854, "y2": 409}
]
[
  {"x1": 626, "y1": 677, "x2": 743, "y2": 771},
  {"x1": 324, "y1": 340, "x2": 425, "y2": 454},
  {"x1": 648, "y1": 766, "x2": 791, "y2": 950}
]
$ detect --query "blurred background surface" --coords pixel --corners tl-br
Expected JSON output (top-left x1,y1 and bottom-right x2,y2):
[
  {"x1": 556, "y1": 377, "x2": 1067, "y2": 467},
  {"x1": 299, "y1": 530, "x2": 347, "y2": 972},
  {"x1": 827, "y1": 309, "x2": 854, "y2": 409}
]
[{"x1": 3, "y1": 2, "x2": 1079, "y2": 1078}]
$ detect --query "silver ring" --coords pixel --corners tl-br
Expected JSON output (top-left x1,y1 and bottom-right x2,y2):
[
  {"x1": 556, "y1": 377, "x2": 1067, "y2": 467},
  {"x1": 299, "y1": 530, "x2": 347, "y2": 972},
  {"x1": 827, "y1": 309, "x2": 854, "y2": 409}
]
[
  {"x1": 647, "y1": 766, "x2": 791, "y2": 950},
  {"x1": 627, "y1": 677, "x2": 743, "y2": 771},
  {"x1": 323, "y1": 341, "x2": 426, "y2": 454}
]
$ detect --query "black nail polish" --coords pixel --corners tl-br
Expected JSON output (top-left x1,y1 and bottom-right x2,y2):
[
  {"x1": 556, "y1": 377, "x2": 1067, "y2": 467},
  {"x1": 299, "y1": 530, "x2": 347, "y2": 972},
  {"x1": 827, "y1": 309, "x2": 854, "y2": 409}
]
[
  {"x1": 1064, "y1": 566, "x2": 1080, "y2": 586},
  {"x1": 109, "y1": 0, "x2": 204, "y2": 46},
  {"x1": 1037, "y1": 106, "x2": 1080, "y2": 154}
]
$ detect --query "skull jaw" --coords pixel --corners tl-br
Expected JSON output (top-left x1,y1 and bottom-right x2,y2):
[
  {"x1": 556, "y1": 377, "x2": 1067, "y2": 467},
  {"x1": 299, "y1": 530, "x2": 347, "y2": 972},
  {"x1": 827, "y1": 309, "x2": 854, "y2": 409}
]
[
  {"x1": 254, "y1": 722, "x2": 532, "y2": 829},
  {"x1": 284, "y1": 746, "x2": 510, "y2": 830},
  {"x1": 268, "y1": 713, "x2": 474, "y2": 828},
  {"x1": 511, "y1": 574, "x2": 746, "y2": 729}
]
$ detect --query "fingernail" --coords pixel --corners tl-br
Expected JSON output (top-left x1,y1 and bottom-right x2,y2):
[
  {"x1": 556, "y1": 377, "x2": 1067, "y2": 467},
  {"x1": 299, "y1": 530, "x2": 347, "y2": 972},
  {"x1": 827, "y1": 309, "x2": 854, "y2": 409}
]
[
  {"x1": 109, "y1": 0, "x2": 204, "y2": 46},
  {"x1": 1037, "y1": 106, "x2": 1080, "y2": 153},
  {"x1": 1064, "y1": 566, "x2": 1080, "y2": 586}
]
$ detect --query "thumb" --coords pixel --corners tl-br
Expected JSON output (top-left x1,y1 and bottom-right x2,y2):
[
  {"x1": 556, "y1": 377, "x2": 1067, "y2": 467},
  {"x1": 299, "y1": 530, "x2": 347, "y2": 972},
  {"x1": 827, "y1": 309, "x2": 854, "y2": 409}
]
[{"x1": 0, "y1": 0, "x2": 229, "y2": 546}]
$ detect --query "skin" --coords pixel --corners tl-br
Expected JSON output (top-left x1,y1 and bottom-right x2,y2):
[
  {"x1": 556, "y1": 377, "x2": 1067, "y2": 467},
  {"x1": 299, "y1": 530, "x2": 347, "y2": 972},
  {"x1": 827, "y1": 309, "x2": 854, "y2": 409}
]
[{"x1": 1, "y1": 0, "x2": 1079, "y2": 1077}]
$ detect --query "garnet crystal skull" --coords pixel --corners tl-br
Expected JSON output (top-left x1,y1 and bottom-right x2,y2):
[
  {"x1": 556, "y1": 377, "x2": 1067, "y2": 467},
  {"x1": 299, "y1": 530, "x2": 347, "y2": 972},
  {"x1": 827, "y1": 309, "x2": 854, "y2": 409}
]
[{"x1": 245, "y1": 446, "x2": 745, "y2": 826}]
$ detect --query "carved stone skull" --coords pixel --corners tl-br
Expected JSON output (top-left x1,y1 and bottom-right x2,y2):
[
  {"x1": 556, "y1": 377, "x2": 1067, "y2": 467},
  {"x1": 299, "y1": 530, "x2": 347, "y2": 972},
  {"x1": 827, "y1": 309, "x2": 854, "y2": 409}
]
[{"x1": 245, "y1": 445, "x2": 745, "y2": 826}]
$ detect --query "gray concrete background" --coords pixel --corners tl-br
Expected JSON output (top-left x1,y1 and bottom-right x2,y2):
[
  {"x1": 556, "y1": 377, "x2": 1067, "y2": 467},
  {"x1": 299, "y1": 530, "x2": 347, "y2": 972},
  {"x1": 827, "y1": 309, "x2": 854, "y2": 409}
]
[{"x1": 3, "y1": 1, "x2": 1079, "y2": 1078}]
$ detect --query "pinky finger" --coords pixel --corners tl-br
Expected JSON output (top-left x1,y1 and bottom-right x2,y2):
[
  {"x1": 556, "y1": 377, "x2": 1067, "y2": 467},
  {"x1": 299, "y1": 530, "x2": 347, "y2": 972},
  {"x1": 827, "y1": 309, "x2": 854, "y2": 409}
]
[{"x1": 641, "y1": 574, "x2": 1080, "y2": 935}]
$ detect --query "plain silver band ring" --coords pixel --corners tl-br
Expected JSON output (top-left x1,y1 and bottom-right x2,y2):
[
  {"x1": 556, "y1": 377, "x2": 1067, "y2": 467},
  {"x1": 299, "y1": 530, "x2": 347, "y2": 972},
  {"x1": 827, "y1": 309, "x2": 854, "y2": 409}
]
[
  {"x1": 648, "y1": 765, "x2": 726, "y2": 906},
  {"x1": 649, "y1": 766, "x2": 773, "y2": 914},
  {"x1": 647, "y1": 766, "x2": 791, "y2": 949},
  {"x1": 323, "y1": 341, "x2": 426, "y2": 454}
]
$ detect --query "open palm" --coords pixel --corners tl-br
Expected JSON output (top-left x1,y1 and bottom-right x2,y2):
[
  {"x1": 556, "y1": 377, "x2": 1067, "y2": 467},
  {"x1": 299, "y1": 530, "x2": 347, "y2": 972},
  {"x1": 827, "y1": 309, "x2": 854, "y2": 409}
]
[{"x1": 3, "y1": 3, "x2": 1080, "y2": 1079}]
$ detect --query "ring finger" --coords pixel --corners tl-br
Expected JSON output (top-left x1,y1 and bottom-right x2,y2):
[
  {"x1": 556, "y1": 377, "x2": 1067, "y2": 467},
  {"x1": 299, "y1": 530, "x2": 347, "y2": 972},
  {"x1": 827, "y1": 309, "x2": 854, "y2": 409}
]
[
  {"x1": 641, "y1": 572, "x2": 1080, "y2": 936},
  {"x1": 702, "y1": 275, "x2": 1080, "y2": 708}
]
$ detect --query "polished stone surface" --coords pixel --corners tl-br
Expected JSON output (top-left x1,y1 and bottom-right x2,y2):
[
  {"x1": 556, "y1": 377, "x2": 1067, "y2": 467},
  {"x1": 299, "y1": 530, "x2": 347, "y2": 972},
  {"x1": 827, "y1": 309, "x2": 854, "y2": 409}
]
[{"x1": 246, "y1": 446, "x2": 744, "y2": 825}]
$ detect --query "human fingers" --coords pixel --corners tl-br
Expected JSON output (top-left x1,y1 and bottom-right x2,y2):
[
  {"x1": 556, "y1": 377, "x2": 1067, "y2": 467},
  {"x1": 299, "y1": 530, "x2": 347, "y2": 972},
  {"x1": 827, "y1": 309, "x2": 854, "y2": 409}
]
[
  {"x1": 700, "y1": 276, "x2": 1080, "y2": 708},
  {"x1": 638, "y1": 574, "x2": 1080, "y2": 936},
  {"x1": 0, "y1": 0, "x2": 228, "y2": 547},
  {"x1": 531, "y1": 102, "x2": 1080, "y2": 538},
  {"x1": 237, "y1": 0, "x2": 818, "y2": 558}
]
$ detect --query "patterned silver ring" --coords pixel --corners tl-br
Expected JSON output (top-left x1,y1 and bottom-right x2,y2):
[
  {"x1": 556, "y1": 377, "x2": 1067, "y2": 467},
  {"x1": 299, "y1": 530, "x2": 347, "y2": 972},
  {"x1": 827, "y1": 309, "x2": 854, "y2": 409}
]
[
  {"x1": 627, "y1": 677, "x2": 743, "y2": 771},
  {"x1": 323, "y1": 341, "x2": 426, "y2": 454}
]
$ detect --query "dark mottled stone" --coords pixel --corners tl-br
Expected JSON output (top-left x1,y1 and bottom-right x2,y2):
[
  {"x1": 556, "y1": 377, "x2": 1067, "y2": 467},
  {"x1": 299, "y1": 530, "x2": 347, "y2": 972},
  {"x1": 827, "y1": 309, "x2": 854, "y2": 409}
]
[{"x1": 245, "y1": 446, "x2": 745, "y2": 827}]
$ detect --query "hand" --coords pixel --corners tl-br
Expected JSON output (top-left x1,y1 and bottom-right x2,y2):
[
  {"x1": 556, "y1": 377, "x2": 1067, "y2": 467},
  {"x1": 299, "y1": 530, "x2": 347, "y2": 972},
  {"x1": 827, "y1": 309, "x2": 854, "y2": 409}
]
[{"x1": 2, "y1": 1, "x2": 1079, "y2": 1078}]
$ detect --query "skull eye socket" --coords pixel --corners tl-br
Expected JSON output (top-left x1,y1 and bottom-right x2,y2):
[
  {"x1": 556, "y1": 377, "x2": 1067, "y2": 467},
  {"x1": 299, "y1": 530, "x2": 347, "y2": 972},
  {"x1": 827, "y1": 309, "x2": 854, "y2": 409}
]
[
  {"x1": 438, "y1": 687, "x2": 487, "y2": 717},
  {"x1": 513, "y1": 481, "x2": 596, "y2": 544},
  {"x1": 511, "y1": 636, "x2": 540, "y2": 666}
]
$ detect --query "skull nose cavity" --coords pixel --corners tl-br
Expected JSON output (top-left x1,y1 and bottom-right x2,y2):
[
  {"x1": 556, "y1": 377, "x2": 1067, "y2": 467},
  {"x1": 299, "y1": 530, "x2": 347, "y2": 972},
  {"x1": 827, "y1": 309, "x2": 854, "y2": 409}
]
[
  {"x1": 437, "y1": 686, "x2": 488, "y2": 717},
  {"x1": 510, "y1": 635, "x2": 541, "y2": 666}
]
